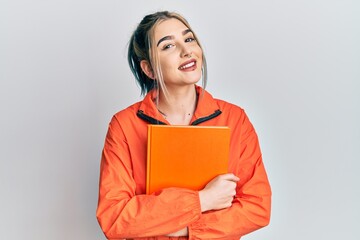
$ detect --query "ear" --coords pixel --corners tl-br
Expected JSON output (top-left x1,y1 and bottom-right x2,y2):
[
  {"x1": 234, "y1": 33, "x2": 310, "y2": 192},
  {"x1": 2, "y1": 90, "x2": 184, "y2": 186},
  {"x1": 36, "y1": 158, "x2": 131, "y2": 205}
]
[{"x1": 140, "y1": 60, "x2": 155, "y2": 79}]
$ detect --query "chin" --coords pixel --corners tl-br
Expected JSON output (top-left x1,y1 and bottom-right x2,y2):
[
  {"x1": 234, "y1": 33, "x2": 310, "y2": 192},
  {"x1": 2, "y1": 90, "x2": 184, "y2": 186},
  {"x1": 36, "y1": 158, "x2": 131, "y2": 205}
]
[
  {"x1": 187, "y1": 73, "x2": 202, "y2": 84},
  {"x1": 187, "y1": 78, "x2": 201, "y2": 85}
]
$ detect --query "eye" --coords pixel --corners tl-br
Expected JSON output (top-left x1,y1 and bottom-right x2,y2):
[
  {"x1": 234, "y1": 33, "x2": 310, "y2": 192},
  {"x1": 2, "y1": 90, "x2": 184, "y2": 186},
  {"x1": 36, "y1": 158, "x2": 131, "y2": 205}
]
[
  {"x1": 162, "y1": 44, "x2": 174, "y2": 50},
  {"x1": 185, "y1": 37, "x2": 196, "y2": 43}
]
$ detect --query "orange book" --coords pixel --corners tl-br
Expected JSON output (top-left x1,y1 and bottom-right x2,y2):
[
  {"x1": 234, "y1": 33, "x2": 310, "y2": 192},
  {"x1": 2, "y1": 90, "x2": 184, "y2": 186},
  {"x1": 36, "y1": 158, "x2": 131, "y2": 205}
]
[{"x1": 146, "y1": 125, "x2": 230, "y2": 194}]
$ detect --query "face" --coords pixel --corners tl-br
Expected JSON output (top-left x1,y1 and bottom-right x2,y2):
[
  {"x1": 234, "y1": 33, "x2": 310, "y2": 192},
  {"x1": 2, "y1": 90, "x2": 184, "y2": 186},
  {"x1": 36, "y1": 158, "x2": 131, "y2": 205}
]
[{"x1": 152, "y1": 18, "x2": 203, "y2": 89}]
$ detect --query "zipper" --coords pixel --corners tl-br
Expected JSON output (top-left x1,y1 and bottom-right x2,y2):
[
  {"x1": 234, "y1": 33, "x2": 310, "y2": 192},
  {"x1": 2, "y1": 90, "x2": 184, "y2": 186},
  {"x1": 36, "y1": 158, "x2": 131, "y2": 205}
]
[
  {"x1": 191, "y1": 110, "x2": 222, "y2": 125},
  {"x1": 137, "y1": 109, "x2": 222, "y2": 125},
  {"x1": 137, "y1": 110, "x2": 167, "y2": 125}
]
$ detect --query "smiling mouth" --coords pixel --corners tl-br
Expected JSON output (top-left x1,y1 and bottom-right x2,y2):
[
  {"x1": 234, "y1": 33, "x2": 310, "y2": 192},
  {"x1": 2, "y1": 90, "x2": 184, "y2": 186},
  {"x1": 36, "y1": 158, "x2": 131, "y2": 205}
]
[{"x1": 178, "y1": 60, "x2": 196, "y2": 70}]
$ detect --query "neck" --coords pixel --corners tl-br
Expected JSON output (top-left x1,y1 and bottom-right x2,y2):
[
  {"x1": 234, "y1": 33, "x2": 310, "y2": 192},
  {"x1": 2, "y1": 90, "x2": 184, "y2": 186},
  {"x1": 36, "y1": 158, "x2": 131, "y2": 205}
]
[{"x1": 157, "y1": 85, "x2": 197, "y2": 125}]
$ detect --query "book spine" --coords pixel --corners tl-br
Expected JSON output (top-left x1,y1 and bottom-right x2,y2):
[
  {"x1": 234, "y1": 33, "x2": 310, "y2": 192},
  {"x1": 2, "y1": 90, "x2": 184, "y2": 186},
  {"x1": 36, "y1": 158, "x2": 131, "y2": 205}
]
[{"x1": 146, "y1": 125, "x2": 152, "y2": 194}]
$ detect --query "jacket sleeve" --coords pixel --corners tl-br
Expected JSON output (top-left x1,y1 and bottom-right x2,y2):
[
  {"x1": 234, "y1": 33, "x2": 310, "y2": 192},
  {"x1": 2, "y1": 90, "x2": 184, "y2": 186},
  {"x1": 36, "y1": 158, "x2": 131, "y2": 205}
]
[
  {"x1": 188, "y1": 110, "x2": 272, "y2": 239},
  {"x1": 96, "y1": 116, "x2": 202, "y2": 239}
]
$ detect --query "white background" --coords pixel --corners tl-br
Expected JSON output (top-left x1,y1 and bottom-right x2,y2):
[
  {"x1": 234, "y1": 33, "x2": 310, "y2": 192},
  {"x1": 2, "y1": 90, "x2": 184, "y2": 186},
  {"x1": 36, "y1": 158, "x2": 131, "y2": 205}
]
[{"x1": 1, "y1": 0, "x2": 359, "y2": 239}]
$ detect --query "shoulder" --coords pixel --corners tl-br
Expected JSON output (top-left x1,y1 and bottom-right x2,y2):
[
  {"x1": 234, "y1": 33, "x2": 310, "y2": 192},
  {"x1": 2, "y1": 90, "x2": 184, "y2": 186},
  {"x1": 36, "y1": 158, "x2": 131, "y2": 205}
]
[
  {"x1": 113, "y1": 101, "x2": 141, "y2": 119},
  {"x1": 109, "y1": 101, "x2": 142, "y2": 128},
  {"x1": 198, "y1": 87, "x2": 246, "y2": 119},
  {"x1": 210, "y1": 96, "x2": 253, "y2": 128},
  {"x1": 214, "y1": 98, "x2": 246, "y2": 117},
  {"x1": 213, "y1": 98, "x2": 257, "y2": 138}
]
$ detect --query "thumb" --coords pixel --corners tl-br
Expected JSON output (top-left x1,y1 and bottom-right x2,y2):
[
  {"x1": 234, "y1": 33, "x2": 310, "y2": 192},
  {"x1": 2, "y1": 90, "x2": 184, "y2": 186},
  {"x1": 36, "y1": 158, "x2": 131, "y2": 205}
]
[{"x1": 220, "y1": 173, "x2": 240, "y2": 182}]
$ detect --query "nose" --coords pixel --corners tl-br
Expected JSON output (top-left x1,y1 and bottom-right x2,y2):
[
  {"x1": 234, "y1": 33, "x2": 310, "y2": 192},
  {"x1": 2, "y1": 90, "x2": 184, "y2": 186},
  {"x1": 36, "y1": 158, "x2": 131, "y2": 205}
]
[
  {"x1": 180, "y1": 44, "x2": 192, "y2": 58},
  {"x1": 183, "y1": 52, "x2": 192, "y2": 58}
]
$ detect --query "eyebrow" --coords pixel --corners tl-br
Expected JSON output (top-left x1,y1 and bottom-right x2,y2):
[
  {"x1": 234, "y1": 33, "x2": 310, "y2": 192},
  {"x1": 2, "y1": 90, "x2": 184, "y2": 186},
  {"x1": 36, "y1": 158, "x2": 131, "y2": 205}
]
[{"x1": 156, "y1": 29, "x2": 193, "y2": 47}]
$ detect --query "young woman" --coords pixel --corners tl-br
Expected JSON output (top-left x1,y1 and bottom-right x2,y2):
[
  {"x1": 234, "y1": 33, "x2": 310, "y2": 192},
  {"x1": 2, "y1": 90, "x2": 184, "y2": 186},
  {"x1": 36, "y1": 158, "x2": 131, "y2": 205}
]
[{"x1": 96, "y1": 11, "x2": 271, "y2": 239}]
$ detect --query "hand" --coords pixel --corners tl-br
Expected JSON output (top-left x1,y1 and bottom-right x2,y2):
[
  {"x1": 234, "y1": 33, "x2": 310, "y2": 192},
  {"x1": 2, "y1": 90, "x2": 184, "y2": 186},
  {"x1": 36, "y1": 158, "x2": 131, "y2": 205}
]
[
  {"x1": 199, "y1": 173, "x2": 240, "y2": 212},
  {"x1": 166, "y1": 227, "x2": 188, "y2": 237}
]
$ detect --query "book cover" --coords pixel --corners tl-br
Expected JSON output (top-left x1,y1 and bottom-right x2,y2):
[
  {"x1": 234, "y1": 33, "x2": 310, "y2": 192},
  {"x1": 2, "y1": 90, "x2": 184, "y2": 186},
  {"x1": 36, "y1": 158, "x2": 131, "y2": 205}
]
[{"x1": 146, "y1": 125, "x2": 230, "y2": 194}]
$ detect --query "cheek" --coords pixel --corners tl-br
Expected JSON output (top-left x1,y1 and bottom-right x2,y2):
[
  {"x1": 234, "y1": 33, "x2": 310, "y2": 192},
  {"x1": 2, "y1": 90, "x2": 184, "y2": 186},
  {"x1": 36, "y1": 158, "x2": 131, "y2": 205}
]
[
  {"x1": 194, "y1": 48, "x2": 203, "y2": 66},
  {"x1": 193, "y1": 45, "x2": 203, "y2": 56},
  {"x1": 160, "y1": 57, "x2": 177, "y2": 72}
]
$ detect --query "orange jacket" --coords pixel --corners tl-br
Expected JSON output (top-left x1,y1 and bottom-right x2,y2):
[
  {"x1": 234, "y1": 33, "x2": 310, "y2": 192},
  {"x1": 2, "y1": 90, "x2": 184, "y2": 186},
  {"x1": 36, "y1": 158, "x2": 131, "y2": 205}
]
[{"x1": 96, "y1": 86, "x2": 271, "y2": 239}]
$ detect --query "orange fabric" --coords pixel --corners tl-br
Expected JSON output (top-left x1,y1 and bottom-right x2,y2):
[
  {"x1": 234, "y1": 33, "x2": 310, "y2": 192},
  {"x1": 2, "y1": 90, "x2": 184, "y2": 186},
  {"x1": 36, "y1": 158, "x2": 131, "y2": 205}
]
[{"x1": 96, "y1": 86, "x2": 272, "y2": 239}]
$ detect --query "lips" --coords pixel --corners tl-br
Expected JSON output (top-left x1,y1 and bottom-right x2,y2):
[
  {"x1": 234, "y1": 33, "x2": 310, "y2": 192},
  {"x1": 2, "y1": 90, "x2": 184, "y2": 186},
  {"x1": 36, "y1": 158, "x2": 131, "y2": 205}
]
[{"x1": 178, "y1": 59, "x2": 196, "y2": 71}]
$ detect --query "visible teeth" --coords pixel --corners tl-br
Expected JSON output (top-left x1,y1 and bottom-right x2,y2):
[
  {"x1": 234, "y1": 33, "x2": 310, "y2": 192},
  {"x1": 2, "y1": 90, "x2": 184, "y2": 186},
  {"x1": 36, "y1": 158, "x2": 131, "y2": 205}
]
[{"x1": 180, "y1": 61, "x2": 195, "y2": 69}]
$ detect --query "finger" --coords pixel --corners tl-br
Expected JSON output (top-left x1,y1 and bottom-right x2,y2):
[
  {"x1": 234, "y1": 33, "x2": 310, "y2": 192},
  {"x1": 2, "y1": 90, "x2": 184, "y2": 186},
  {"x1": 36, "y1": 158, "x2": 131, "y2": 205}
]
[{"x1": 219, "y1": 173, "x2": 240, "y2": 182}]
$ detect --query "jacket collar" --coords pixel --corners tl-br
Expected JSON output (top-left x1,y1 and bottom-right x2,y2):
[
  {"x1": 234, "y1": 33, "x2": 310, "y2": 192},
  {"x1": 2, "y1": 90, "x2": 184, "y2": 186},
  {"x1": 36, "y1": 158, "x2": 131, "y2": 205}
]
[{"x1": 137, "y1": 85, "x2": 221, "y2": 125}]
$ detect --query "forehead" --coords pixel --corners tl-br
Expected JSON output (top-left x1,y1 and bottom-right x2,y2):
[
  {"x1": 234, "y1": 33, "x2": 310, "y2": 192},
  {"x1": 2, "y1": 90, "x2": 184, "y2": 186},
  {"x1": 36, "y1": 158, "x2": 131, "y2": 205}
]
[{"x1": 153, "y1": 18, "x2": 189, "y2": 41}]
